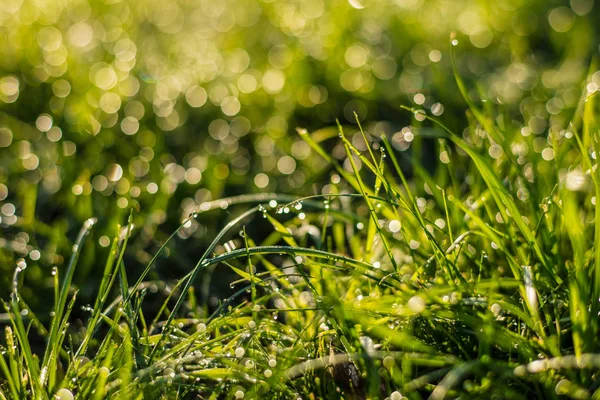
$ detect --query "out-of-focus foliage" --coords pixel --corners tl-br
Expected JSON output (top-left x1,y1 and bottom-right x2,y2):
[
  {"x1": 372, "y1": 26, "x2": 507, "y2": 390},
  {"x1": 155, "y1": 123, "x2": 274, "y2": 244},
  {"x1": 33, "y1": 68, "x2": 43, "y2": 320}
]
[{"x1": 0, "y1": 0, "x2": 598, "y2": 303}]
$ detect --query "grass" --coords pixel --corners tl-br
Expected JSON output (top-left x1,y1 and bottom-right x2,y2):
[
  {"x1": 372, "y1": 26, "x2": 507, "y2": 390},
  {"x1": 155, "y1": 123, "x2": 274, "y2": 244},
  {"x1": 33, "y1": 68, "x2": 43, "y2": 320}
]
[{"x1": 3, "y1": 49, "x2": 600, "y2": 400}]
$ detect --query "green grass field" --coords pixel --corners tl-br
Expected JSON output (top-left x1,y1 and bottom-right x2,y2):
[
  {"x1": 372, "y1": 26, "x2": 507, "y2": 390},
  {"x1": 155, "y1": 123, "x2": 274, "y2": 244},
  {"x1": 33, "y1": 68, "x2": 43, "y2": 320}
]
[{"x1": 1, "y1": 0, "x2": 600, "y2": 399}]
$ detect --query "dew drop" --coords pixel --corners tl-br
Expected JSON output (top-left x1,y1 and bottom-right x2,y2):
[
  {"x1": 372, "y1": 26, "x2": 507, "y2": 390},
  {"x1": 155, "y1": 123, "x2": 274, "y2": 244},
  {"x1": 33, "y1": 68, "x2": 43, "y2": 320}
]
[
  {"x1": 16, "y1": 259, "x2": 27, "y2": 270},
  {"x1": 407, "y1": 296, "x2": 426, "y2": 313},
  {"x1": 235, "y1": 347, "x2": 245, "y2": 358},
  {"x1": 55, "y1": 388, "x2": 74, "y2": 400},
  {"x1": 383, "y1": 356, "x2": 395, "y2": 369}
]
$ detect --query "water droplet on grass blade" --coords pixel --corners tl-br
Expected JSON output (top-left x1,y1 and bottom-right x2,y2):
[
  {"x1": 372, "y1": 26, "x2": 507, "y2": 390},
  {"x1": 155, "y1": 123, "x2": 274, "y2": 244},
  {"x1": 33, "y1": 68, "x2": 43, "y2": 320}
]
[
  {"x1": 16, "y1": 259, "x2": 27, "y2": 270},
  {"x1": 235, "y1": 347, "x2": 245, "y2": 358},
  {"x1": 55, "y1": 388, "x2": 74, "y2": 400},
  {"x1": 390, "y1": 390, "x2": 403, "y2": 400},
  {"x1": 11, "y1": 259, "x2": 28, "y2": 301},
  {"x1": 383, "y1": 356, "x2": 395, "y2": 369},
  {"x1": 407, "y1": 295, "x2": 426, "y2": 313}
]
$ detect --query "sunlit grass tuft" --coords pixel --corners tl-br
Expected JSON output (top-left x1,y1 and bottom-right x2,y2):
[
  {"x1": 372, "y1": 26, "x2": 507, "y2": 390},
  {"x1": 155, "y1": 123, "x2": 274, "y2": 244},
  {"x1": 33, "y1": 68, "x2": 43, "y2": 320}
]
[{"x1": 2, "y1": 68, "x2": 600, "y2": 399}]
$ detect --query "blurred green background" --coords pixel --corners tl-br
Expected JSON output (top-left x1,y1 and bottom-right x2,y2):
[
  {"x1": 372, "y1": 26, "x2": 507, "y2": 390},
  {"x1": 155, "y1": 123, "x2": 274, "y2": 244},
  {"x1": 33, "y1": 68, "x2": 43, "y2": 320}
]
[{"x1": 0, "y1": 0, "x2": 598, "y2": 307}]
